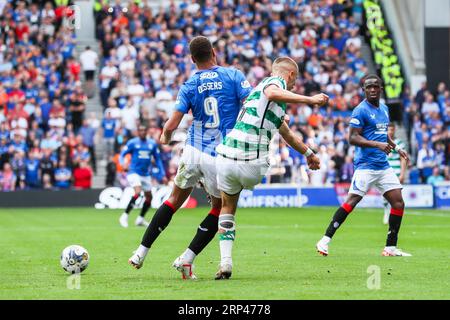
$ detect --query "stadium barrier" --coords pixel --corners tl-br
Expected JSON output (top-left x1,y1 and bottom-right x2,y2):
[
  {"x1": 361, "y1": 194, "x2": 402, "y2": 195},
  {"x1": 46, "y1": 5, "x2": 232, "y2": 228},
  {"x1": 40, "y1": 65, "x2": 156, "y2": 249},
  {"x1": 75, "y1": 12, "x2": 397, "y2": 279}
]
[
  {"x1": 0, "y1": 184, "x2": 441, "y2": 208},
  {"x1": 434, "y1": 182, "x2": 450, "y2": 209}
]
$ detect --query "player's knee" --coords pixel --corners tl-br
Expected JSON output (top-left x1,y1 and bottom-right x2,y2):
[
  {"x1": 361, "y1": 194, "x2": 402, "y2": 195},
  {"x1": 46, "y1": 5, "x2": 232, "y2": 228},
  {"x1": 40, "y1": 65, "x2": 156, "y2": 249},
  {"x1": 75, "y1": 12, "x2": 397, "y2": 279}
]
[
  {"x1": 346, "y1": 195, "x2": 361, "y2": 207},
  {"x1": 218, "y1": 214, "x2": 235, "y2": 232},
  {"x1": 392, "y1": 199, "x2": 404, "y2": 209}
]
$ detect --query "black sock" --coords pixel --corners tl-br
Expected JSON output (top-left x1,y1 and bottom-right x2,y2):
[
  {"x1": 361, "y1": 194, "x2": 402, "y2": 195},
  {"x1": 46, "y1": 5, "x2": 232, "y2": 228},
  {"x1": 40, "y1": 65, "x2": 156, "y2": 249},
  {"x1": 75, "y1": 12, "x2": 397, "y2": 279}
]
[
  {"x1": 325, "y1": 204, "x2": 352, "y2": 238},
  {"x1": 139, "y1": 200, "x2": 151, "y2": 218},
  {"x1": 141, "y1": 201, "x2": 175, "y2": 248},
  {"x1": 188, "y1": 213, "x2": 219, "y2": 255},
  {"x1": 125, "y1": 195, "x2": 139, "y2": 214},
  {"x1": 386, "y1": 214, "x2": 403, "y2": 247}
]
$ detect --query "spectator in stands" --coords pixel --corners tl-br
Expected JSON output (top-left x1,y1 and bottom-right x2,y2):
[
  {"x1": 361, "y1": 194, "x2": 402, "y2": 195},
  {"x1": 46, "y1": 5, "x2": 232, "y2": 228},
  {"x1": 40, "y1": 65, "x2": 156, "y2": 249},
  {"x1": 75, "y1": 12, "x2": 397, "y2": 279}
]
[
  {"x1": 78, "y1": 119, "x2": 97, "y2": 173},
  {"x1": 54, "y1": 159, "x2": 72, "y2": 189},
  {"x1": 25, "y1": 151, "x2": 41, "y2": 189},
  {"x1": 422, "y1": 92, "x2": 440, "y2": 115},
  {"x1": 105, "y1": 155, "x2": 117, "y2": 187},
  {"x1": 79, "y1": 45, "x2": 99, "y2": 96},
  {"x1": 427, "y1": 167, "x2": 444, "y2": 186},
  {"x1": 73, "y1": 160, "x2": 93, "y2": 189},
  {"x1": 0, "y1": 162, "x2": 16, "y2": 192},
  {"x1": 417, "y1": 140, "x2": 436, "y2": 183}
]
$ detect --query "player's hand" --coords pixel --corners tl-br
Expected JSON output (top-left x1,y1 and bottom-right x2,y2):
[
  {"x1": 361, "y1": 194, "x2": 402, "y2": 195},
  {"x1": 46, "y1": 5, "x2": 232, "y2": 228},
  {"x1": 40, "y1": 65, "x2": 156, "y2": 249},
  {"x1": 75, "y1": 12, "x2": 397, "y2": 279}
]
[
  {"x1": 310, "y1": 93, "x2": 329, "y2": 106},
  {"x1": 159, "y1": 133, "x2": 170, "y2": 145},
  {"x1": 398, "y1": 149, "x2": 410, "y2": 165},
  {"x1": 306, "y1": 154, "x2": 320, "y2": 170},
  {"x1": 376, "y1": 142, "x2": 393, "y2": 154}
]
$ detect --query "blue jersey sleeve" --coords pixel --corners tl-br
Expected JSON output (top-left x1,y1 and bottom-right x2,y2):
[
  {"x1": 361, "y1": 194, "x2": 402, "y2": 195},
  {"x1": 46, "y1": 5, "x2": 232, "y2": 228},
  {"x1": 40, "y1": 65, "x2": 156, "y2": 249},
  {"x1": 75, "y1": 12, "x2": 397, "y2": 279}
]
[
  {"x1": 349, "y1": 107, "x2": 365, "y2": 129},
  {"x1": 234, "y1": 69, "x2": 252, "y2": 101},
  {"x1": 152, "y1": 144, "x2": 166, "y2": 181},
  {"x1": 174, "y1": 84, "x2": 191, "y2": 114}
]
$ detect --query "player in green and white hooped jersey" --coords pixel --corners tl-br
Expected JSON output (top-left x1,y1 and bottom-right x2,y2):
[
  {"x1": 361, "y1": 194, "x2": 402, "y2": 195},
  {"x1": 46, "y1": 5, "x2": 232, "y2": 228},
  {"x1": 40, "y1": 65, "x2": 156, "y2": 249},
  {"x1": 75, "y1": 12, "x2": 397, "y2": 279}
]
[
  {"x1": 214, "y1": 57, "x2": 329, "y2": 280},
  {"x1": 383, "y1": 123, "x2": 407, "y2": 224}
]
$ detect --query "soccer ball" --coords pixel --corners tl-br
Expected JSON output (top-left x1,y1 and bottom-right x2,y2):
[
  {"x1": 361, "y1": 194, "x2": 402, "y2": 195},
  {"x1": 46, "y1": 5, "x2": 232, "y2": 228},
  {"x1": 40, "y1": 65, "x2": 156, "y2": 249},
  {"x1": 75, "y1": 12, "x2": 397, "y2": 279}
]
[{"x1": 60, "y1": 245, "x2": 89, "y2": 274}]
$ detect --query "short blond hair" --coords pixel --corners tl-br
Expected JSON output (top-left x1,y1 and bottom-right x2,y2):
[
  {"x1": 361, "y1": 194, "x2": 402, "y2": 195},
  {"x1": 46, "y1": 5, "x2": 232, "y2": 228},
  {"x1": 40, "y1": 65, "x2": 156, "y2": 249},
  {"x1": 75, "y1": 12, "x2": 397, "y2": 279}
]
[{"x1": 272, "y1": 56, "x2": 299, "y2": 75}]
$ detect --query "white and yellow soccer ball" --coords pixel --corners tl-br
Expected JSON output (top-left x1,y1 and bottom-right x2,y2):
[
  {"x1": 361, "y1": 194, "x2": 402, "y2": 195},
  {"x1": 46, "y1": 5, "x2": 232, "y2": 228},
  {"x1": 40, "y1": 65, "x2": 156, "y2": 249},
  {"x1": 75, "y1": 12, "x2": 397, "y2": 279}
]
[{"x1": 60, "y1": 245, "x2": 89, "y2": 274}]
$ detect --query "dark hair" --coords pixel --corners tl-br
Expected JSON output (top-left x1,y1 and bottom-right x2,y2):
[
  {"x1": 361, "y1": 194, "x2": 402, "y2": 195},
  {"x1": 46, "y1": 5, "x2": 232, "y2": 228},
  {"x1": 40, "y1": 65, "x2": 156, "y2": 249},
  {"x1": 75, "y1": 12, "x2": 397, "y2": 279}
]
[
  {"x1": 189, "y1": 36, "x2": 213, "y2": 63},
  {"x1": 361, "y1": 74, "x2": 383, "y2": 87}
]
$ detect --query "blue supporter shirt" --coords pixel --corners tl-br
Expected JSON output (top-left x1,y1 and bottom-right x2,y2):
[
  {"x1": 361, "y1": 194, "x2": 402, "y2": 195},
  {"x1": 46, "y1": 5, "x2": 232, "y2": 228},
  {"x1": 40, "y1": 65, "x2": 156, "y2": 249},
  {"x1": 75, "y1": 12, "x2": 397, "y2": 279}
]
[
  {"x1": 175, "y1": 66, "x2": 252, "y2": 156},
  {"x1": 349, "y1": 99, "x2": 390, "y2": 170},
  {"x1": 102, "y1": 119, "x2": 116, "y2": 138},
  {"x1": 25, "y1": 159, "x2": 40, "y2": 186},
  {"x1": 120, "y1": 137, "x2": 165, "y2": 178}
]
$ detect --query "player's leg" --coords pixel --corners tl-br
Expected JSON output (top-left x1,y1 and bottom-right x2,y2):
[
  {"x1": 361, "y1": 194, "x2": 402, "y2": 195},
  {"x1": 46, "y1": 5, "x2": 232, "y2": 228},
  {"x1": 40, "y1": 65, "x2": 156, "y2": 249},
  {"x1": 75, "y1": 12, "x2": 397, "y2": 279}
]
[
  {"x1": 135, "y1": 176, "x2": 153, "y2": 226},
  {"x1": 316, "y1": 169, "x2": 370, "y2": 256},
  {"x1": 383, "y1": 198, "x2": 391, "y2": 225},
  {"x1": 129, "y1": 146, "x2": 199, "y2": 268},
  {"x1": 173, "y1": 195, "x2": 221, "y2": 280},
  {"x1": 377, "y1": 168, "x2": 411, "y2": 256},
  {"x1": 382, "y1": 188, "x2": 411, "y2": 256},
  {"x1": 129, "y1": 185, "x2": 193, "y2": 269},
  {"x1": 120, "y1": 174, "x2": 142, "y2": 228},
  {"x1": 135, "y1": 190, "x2": 152, "y2": 227},
  {"x1": 316, "y1": 193, "x2": 362, "y2": 256},
  {"x1": 215, "y1": 190, "x2": 240, "y2": 280}
]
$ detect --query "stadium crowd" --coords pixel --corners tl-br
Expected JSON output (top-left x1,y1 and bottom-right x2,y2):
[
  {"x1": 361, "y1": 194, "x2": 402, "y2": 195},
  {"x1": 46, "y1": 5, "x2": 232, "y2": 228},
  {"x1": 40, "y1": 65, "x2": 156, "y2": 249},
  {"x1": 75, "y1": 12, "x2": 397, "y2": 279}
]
[
  {"x1": 0, "y1": 0, "x2": 448, "y2": 191},
  {"x1": 0, "y1": 0, "x2": 96, "y2": 191}
]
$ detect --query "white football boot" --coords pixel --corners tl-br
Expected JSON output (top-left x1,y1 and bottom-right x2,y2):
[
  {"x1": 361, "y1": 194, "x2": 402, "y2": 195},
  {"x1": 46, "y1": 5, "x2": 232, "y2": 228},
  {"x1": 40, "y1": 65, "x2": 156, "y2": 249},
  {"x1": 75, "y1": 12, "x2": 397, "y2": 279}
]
[
  {"x1": 119, "y1": 213, "x2": 129, "y2": 228},
  {"x1": 128, "y1": 252, "x2": 145, "y2": 269},
  {"x1": 382, "y1": 246, "x2": 412, "y2": 257},
  {"x1": 316, "y1": 236, "x2": 331, "y2": 256},
  {"x1": 135, "y1": 216, "x2": 149, "y2": 227},
  {"x1": 215, "y1": 263, "x2": 232, "y2": 280},
  {"x1": 172, "y1": 256, "x2": 197, "y2": 280}
]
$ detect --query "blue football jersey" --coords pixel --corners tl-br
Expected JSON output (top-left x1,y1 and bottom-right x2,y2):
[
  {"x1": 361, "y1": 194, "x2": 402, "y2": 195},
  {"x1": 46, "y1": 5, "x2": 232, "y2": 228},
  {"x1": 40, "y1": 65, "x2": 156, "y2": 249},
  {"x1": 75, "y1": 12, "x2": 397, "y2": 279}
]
[
  {"x1": 349, "y1": 99, "x2": 390, "y2": 170},
  {"x1": 175, "y1": 66, "x2": 252, "y2": 156},
  {"x1": 120, "y1": 137, "x2": 165, "y2": 178}
]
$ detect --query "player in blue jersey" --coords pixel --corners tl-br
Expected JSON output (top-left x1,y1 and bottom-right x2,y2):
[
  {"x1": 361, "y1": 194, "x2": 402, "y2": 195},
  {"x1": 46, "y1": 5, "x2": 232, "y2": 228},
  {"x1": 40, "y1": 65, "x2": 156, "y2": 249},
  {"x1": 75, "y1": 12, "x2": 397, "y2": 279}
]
[
  {"x1": 128, "y1": 36, "x2": 252, "y2": 277},
  {"x1": 316, "y1": 75, "x2": 412, "y2": 257},
  {"x1": 119, "y1": 124, "x2": 166, "y2": 228}
]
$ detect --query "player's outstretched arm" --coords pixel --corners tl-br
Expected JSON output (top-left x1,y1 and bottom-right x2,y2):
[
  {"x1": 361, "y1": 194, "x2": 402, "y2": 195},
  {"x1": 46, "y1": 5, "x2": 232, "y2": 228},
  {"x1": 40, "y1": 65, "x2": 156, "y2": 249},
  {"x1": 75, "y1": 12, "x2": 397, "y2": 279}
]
[
  {"x1": 264, "y1": 84, "x2": 329, "y2": 106},
  {"x1": 349, "y1": 127, "x2": 393, "y2": 154},
  {"x1": 160, "y1": 111, "x2": 184, "y2": 145},
  {"x1": 279, "y1": 120, "x2": 320, "y2": 170}
]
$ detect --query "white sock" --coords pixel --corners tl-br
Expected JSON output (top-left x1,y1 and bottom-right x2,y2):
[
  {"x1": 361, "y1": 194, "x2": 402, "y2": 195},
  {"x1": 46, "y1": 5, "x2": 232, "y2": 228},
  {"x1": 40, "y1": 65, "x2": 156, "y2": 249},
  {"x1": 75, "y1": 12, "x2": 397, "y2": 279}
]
[
  {"x1": 181, "y1": 248, "x2": 196, "y2": 264},
  {"x1": 135, "y1": 216, "x2": 144, "y2": 222},
  {"x1": 220, "y1": 240, "x2": 233, "y2": 266},
  {"x1": 136, "y1": 245, "x2": 149, "y2": 258},
  {"x1": 321, "y1": 235, "x2": 331, "y2": 244},
  {"x1": 218, "y1": 214, "x2": 235, "y2": 266}
]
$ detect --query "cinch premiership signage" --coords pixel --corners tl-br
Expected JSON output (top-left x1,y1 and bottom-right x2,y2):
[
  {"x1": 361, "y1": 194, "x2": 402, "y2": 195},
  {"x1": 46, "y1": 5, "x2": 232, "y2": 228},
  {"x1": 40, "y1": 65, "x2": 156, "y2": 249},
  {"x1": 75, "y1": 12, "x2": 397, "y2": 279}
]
[{"x1": 238, "y1": 186, "x2": 302, "y2": 208}]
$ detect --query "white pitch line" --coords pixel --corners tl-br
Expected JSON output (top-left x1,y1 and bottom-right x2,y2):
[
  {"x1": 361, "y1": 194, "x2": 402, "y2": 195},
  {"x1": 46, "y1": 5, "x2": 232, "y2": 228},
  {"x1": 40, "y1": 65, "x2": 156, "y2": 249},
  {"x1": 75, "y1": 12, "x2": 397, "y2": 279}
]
[{"x1": 407, "y1": 211, "x2": 450, "y2": 218}]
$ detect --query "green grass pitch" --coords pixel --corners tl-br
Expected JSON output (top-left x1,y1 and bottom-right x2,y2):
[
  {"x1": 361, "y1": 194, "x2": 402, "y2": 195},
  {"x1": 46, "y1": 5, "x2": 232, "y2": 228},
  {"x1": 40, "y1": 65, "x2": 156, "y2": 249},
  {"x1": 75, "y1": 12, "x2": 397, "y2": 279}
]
[{"x1": 0, "y1": 207, "x2": 449, "y2": 300}]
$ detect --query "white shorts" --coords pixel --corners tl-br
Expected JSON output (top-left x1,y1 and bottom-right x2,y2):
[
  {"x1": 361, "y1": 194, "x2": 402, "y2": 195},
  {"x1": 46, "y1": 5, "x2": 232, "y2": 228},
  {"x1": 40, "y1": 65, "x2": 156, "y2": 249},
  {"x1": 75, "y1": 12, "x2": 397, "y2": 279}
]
[
  {"x1": 174, "y1": 144, "x2": 220, "y2": 198},
  {"x1": 216, "y1": 155, "x2": 270, "y2": 195},
  {"x1": 126, "y1": 173, "x2": 152, "y2": 192},
  {"x1": 349, "y1": 168, "x2": 402, "y2": 197}
]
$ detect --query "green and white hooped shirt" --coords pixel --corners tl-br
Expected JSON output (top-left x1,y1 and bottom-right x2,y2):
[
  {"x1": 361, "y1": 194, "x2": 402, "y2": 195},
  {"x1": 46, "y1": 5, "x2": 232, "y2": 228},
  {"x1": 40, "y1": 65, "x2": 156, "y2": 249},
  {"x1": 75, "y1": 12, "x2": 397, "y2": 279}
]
[{"x1": 216, "y1": 76, "x2": 287, "y2": 161}]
